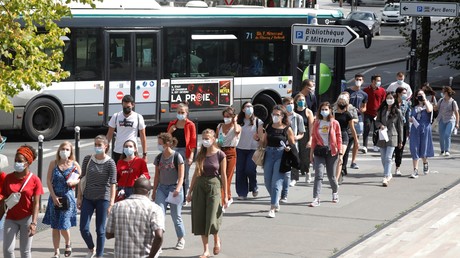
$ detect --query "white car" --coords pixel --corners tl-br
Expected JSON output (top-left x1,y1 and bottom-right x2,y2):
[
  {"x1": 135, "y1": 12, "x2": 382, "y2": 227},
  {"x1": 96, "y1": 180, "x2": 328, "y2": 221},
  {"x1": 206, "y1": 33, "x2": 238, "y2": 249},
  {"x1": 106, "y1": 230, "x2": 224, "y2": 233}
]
[{"x1": 380, "y1": 3, "x2": 410, "y2": 25}]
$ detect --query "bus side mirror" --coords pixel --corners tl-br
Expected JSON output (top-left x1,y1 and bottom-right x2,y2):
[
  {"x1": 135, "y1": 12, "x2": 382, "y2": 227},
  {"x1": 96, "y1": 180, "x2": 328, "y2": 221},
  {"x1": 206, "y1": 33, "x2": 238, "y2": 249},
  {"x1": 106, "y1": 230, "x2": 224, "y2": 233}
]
[{"x1": 335, "y1": 19, "x2": 373, "y2": 49}]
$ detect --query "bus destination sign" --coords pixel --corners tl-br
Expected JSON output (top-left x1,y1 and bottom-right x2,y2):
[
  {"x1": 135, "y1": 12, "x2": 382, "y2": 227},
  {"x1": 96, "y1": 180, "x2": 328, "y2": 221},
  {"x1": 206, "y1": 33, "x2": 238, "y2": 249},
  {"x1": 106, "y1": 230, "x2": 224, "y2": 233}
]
[
  {"x1": 291, "y1": 24, "x2": 359, "y2": 47},
  {"x1": 245, "y1": 30, "x2": 286, "y2": 41}
]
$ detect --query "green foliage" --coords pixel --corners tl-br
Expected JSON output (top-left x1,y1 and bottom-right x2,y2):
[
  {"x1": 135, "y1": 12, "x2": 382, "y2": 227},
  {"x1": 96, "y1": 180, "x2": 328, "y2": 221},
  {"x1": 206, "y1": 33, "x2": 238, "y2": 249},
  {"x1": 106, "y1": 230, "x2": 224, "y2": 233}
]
[
  {"x1": 0, "y1": 0, "x2": 95, "y2": 112},
  {"x1": 431, "y1": 17, "x2": 460, "y2": 70}
]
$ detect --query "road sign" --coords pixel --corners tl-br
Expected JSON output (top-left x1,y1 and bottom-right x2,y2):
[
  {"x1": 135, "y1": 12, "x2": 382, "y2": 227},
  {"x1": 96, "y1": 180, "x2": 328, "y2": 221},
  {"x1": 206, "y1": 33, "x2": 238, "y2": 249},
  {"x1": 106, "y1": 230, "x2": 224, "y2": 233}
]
[
  {"x1": 291, "y1": 24, "x2": 359, "y2": 47},
  {"x1": 400, "y1": 1, "x2": 459, "y2": 17}
]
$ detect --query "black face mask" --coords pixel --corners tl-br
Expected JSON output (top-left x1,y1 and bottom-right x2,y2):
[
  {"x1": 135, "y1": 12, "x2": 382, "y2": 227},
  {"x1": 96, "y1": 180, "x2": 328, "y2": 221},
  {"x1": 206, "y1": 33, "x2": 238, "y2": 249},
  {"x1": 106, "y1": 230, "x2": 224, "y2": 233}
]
[
  {"x1": 338, "y1": 104, "x2": 347, "y2": 110},
  {"x1": 123, "y1": 107, "x2": 132, "y2": 114},
  {"x1": 417, "y1": 95, "x2": 424, "y2": 102}
]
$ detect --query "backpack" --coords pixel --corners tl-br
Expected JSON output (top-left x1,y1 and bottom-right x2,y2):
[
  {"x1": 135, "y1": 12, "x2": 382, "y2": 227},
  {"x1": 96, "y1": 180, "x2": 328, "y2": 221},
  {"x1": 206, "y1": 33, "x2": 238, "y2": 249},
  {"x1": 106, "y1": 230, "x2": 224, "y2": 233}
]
[{"x1": 155, "y1": 151, "x2": 180, "y2": 170}]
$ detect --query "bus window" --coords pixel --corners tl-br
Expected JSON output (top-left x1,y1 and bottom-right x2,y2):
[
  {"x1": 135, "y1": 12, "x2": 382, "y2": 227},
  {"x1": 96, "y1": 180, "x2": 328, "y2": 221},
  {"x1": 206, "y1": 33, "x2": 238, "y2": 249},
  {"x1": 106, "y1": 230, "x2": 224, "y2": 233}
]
[
  {"x1": 109, "y1": 34, "x2": 131, "y2": 81},
  {"x1": 74, "y1": 29, "x2": 102, "y2": 80},
  {"x1": 136, "y1": 34, "x2": 157, "y2": 79},
  {"x1": 165, "y1": 28, "x2": 187, "y2": 78},
  {"x1": 190, "y1": 29, "x2": 240, "y2": 77}
]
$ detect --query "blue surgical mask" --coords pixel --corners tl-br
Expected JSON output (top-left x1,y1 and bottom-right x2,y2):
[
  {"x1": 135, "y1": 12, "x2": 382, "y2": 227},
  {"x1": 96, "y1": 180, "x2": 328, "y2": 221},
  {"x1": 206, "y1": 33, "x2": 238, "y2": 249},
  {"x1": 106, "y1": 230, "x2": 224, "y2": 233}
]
[
  {"x1": 321, "y1": 110, "x2": 329, "y2": 118},
  {"x1": 177, "y1": 114, "x2": 186, "y2": 121},
  {"x1": 402, "y1": 94, "x2": 408, "y2": 101},
  {"x1": 245, "y1": 107, "x2": 254, "y2": 116},
  {"x1": 14, "y1": 162, "x2": 26, "y2": 172},
  {"x1": 157, "y1": 145, "x2": 164, "y2": 152},
  {"x1": 376, "y1": 82, "x2": 381, "y2": 87},
  {"x1": 297, "y1": 100, "x2": 305, "y2": 108},
  {"x1": 123, "y1": 147, "x2": 134, "y2": 156},
  {"x1": 94, "y1": 147, "x2": 104, "y2": 155},
  {"x1": 285, "y1": 104, "x2": 294, "y2": 113},
  {"x1": 441, "y1": 92, "x2": 444, "y2": 98},
  {"x1": 397, "y1": 80, "x2": 403, "y2": 85}
]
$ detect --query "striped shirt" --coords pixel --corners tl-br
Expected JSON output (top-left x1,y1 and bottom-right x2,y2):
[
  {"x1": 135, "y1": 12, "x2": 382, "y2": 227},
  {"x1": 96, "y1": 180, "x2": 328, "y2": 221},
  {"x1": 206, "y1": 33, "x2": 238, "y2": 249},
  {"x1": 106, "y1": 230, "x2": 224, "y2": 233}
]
[
  {"x1": 106, "y1": 194, "x2": 165, "y2": 258},
  {"x1": 82, "y1": 155, "x2": 117, "y2": 201}
]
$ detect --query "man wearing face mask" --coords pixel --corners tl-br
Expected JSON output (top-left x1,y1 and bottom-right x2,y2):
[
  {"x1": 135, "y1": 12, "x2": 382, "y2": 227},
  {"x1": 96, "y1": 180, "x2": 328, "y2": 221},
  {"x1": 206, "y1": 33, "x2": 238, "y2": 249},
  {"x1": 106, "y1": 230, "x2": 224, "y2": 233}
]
[
  {"x1": 346, "y1": 74, "x2": 368, "y2": 160},
  {"x1": 387, "y1": 72, "x2": 413, "y2": 100},
  {"x1": 298, "y1": 79, "x2": 318, "y2": 114},
  {"x1": 107, "y1": 95, "x2": 147, "y2": 163},
  {"x1": 363, "y1": 74, "x2": 387, "y2": 153}
]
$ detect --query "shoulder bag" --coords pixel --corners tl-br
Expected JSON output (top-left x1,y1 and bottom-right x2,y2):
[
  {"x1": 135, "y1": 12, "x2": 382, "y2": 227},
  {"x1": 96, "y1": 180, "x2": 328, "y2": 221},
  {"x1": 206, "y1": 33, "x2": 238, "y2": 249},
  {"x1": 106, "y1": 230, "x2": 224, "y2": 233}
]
[{"x1": 4, "y1": 173, "x2": 33, "y2": 211}]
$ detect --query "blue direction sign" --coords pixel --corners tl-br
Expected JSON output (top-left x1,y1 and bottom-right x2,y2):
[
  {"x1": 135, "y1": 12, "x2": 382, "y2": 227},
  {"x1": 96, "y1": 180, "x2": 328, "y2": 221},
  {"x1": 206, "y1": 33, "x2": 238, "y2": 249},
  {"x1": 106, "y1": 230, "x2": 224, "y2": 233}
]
[
  {"x1": 400, "y1": 1, "x2": 459, "y2": 17},
  {"x1": 291, "y1": 24, "x2": 359, "y2": 47}
]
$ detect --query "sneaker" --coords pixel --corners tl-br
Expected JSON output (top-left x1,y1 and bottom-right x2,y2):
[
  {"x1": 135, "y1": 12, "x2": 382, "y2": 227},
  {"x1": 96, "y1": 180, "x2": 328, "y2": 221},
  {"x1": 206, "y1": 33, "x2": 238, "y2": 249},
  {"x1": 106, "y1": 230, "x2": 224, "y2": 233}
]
[
  {"x1": 332, "y1": 193, "x2": 339, "y2": 203},
  {"x1": 395, "y1": 168, "x2": 402, "y2": 176},
  {"x1": 382, "y1": 177, "x2": 388, "y2": 187},
  {"x1": 274, "y1": 206, "x2": 280, "y2": 212},
  {"x1": 305, "y1": 173, "x2": 312, "y2": 184},
  {"x1": 361, "y1": 146, "x2": 368, "y2": 154},
  {"x1": 252, "y1": 190, "x2": 259, "y2": 198},
  {"x1": 267, "y1": 210, "x2": 275, "y2": 218},
  {"x1": 236, "y1": 196, "x2": 247, "y2": 200},
  {"x1": 387, "y1": 174, "x2": 393, "y2": 182},
  {"x1": 440, "y1": 151, "x2": 445, "y2": 156},
  {"x1": 373, "y1": 146, "x2": 380, "y2": 152},
  {"x1": 85, "y1": 250, "x2": 96, "y2": 258},
  {"x1": 445, "y1": 151, "x2": 451, "y2": 157},
  {"x1": 309, "y1": 198, "x2": 320, "y2": 207},
  {"x1": 280, "y1": 197, "x2": 288, "y2": 203},
  {"x1": 423, "y1": 163, "x2": 429, "y2": 175},
  {"x1": 338, "y1": 175, "x2": 343, "y2": 185},
  {"x1": 175, "y1": 238, "x2": 185, "y2": 250},
  {"x1": 409, "y1": 169, "x2": 419, "y2": 179},
  {"x1": 289, "y1": 180, "x2": 297, "y2": 187},
  {"x1": 350, "y1": 163, "x2": 359, "y2": 169}
]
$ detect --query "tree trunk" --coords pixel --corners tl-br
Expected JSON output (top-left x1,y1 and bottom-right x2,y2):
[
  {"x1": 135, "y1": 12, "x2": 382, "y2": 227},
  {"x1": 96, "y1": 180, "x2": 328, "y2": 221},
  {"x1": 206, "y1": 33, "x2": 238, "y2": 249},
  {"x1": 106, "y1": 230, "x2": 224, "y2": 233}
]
[{"x1": 420, "y1": 17, "x2": 431, "y2": 85}]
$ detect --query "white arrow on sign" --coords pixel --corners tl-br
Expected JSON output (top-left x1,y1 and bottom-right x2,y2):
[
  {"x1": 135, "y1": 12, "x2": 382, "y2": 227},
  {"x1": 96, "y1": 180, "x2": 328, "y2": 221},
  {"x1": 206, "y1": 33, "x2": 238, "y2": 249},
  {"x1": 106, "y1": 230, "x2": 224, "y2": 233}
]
[
  {"x1": 291, "y1": 24, "x2": 359, "y2": 47},
  {"x1": 400, "y1": 1, "x2": 459, "y2": 17}
]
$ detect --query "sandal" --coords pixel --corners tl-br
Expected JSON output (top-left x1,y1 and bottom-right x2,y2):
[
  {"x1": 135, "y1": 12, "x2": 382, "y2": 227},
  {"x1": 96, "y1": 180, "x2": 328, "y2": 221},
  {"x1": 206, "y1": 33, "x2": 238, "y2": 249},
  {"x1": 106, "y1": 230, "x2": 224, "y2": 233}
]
[
  {"x1": 213, "y1": 240, "x2": 221, "y2": 255},
  {"x1": 64, "y1": 244, "x2": 72, "y2": 257},
  {"x1": 52, "y1": 251, "x2": 60, "y2": 258}
]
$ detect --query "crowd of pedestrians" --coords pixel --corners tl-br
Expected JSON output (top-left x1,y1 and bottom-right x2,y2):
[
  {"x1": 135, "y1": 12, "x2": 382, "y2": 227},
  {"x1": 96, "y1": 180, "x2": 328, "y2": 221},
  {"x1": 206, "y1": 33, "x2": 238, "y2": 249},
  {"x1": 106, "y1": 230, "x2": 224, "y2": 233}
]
[{"x1": 0, "y1": 76, "x2": 458, "y2": 258}]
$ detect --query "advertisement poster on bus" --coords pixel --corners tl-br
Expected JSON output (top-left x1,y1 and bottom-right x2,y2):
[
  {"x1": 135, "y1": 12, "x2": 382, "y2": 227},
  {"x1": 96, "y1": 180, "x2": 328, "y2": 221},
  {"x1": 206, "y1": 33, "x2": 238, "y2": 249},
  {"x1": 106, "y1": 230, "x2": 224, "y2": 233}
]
[{"x1": 170, "y1": 78, "x2": 233, "y2": 111}]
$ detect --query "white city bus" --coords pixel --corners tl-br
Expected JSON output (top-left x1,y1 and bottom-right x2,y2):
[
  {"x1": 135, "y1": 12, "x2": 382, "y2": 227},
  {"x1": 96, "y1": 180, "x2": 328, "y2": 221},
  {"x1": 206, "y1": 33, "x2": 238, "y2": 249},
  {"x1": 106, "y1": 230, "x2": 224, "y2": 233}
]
[{"x1": 0, "y1": 0, "x2": 344, "y2": 140}]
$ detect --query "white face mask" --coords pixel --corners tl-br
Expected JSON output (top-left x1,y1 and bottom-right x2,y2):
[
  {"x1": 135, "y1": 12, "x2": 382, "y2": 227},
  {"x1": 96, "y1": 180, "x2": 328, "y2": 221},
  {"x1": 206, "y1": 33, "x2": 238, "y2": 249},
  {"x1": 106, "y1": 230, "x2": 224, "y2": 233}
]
[
  {"x1": 272, "y1": 115, "x2": 281, "y2": 124},
  {"x1": 223, "y1": 117, "x2": 232, "y2": 124},
  {"x1": 202, "y1": 139, "x2": 213, "y2": 148},
  {"x1": 59, "y1": 150, "x2": 71, "y2": 160},
  {"x1": 355, "y1": 80, "x2": 363, "y2": 87},
  {"x1": 376, "y1": 82, "x2": 382, "y2": 87},
  {"x1": 386, "y1": 99, "x2": 395, "y2": 105}
]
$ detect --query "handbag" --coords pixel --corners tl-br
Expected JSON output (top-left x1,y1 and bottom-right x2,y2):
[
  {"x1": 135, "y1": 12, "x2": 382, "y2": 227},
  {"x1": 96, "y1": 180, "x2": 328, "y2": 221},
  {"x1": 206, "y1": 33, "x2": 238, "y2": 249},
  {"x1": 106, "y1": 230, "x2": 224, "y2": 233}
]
[
  {"x1": 54, "y1": 196, "x2": 69, "y2": 210},
  {"x1": 79, "y1": 155, "x2": 91, "y2": 193},
  {"x1": 313, "y1": 145, "x2": 330, "y2": 157},
  {"x1": 4, "y1": 173, "x2": 33, "y2": 210},
  {"x1": 252, "y1": 147, "x2": 265, "y2": 167}
]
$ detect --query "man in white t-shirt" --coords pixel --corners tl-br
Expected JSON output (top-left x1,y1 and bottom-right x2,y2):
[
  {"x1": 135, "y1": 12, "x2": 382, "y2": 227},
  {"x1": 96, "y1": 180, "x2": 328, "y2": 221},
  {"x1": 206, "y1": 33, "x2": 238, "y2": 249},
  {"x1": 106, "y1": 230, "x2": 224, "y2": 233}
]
[
  {"x1": 386, "y1": 72, "x2": 413, "y2": 100},
  {"x1": 106, "y1": 95, "x2": 147, "y2": 162}
]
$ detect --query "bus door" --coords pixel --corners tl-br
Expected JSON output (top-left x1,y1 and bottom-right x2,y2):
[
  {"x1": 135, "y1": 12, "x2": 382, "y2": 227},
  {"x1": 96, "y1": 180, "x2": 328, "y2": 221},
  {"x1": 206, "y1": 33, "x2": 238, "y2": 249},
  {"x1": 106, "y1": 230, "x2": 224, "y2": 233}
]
[{"x1": 103, "y1": 30, "x2": 161, "y2": 126}]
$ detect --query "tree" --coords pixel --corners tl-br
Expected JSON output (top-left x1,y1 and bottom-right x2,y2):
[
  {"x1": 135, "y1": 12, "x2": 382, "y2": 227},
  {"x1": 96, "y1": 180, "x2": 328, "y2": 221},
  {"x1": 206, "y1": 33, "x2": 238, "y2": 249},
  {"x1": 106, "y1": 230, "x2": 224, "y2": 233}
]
[
  {"x1": 431, "y1": 17, "x2": 460, "y2": 70},
  {"x1": 0, "y1": 0, "x2": 95, "y2": 112}
]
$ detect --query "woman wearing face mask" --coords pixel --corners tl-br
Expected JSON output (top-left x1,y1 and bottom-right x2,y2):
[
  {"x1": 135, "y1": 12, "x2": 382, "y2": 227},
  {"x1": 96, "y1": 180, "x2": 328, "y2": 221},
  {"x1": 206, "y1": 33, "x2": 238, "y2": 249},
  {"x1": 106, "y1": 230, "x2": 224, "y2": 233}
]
[
  {"x1": 409, "y1": 90, "x2": 434, "y2": 179},
  {"x1": 259, "y1": 105, "x2": 295, "y2": 218},
  {"x1": 43, "y1": 141, "x2": 81, "y2": 258},
  {"x1": 78, "y1": 135, "x2": 117, "y2": 258},
  {"x1": 333, "y1": 95, "x2": 358, "y2": 185},
  {"x1": 116, "y1": 140, "x2": 150, "y2": 200},
  {"x1": 0, "y1": 145, "x2": 43, "y2": 258},
  {"x1": 309, "y1": 102, "x2": 342, "y2": 207},
  {"x1": 394, "y1": 87, "x2": 411, "y2": 176},
  {"x1": 293, "y1": 93, "x2": 314, "y2": 183},
  {"x1": 186, "y1": 129, "x2": 227, "y2": 258},
  {"x1": 235, "y1": 102, "x2": 263, "y2": 200},
  {"x1": 436, "y1": 86, "x2": 459, "y2": 157},
  {"x1": 152, "y1": 133, "x2": 186, "y2": 250},
  {"x1": 168, "y1": 103, "x2": 197, "y2": 204},
  {"x1": 375, "y1": 93, "x2": 403, "y2": 186},
  {"x1": 216, "y1": 107, "x2": 241, "y2": 206}
]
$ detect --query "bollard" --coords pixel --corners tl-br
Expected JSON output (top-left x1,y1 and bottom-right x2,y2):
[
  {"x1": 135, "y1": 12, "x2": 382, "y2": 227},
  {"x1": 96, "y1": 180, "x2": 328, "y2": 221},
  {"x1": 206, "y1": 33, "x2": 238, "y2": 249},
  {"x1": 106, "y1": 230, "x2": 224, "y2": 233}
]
[
  {"x1": 37, "y1": 134, "x2": 44, "y2": 212},
  {"x1": 111, "y1": 131, "x2": 117, "y2": 158},
  {"x1": 74, "y1": 126, "x2": 81, "y2": 197},
  {"x1": 449, "y1": 76, "x2": 453, "y2": 87}
]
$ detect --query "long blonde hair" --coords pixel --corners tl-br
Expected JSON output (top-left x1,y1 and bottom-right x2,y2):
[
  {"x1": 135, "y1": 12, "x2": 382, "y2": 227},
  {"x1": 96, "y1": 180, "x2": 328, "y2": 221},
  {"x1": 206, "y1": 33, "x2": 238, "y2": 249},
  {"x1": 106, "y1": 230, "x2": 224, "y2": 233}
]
[
  {"x1": 194, "y1": 128, "x2": 216, "y2": 176},
  {"x1": 55, "y1": 141, "x2": 75, "y2": 162}
]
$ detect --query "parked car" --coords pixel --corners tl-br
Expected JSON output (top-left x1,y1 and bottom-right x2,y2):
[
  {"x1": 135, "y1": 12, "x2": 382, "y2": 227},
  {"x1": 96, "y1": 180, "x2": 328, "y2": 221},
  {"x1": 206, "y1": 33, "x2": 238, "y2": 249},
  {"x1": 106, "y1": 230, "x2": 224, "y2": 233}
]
[
  {"x1": 380, "y1": 2, "x2": 410, "y2": 25},
  {"x1": 346, "y1": 11, "x2": 381, "y2": 36},
  {"x1": 346, "y1": 0, "x2": 385, "y2": 6}
]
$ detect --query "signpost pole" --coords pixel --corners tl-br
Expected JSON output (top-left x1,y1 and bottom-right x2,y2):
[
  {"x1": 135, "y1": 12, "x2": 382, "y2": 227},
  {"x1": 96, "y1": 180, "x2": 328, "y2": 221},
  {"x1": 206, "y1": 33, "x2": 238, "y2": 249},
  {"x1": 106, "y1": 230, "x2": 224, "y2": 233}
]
[{"x1": 409, "y1": 17, "x2": 417, "y2": 94}]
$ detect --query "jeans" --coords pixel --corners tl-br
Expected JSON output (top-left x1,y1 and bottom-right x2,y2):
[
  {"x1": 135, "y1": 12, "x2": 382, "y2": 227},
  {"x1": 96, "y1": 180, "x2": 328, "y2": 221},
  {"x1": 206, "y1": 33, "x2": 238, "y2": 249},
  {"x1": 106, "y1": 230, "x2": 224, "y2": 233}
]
[
  {"x1": 175, "y1": 147, "x2": 190, "y2": 202},
  {"x1": 155, "y1": 184, "x2": 185, "y2": 238},
  {"x1": 312, "y1": 153, "x2": 338, "y2": 199},
  {"x1": 80, "y1": 198, "x2": 109, "y2": 257},
  {"x1": 438, "y1": 120, "x2": 454, "y2": 152},
  {"x1": 263, "y1": 146, "x2": 284, "y2": 207},
  {"x1": 235, "y1": 148, "x2": 258, "y2": 198},
  {"x1": 281, "y1": 171, "x2": 291, "y2": 198},
  {"x1": 3, "y1": 216, "x2": 33, "y2": 258},
  {"x1": 380, "y1": 146, "x2": 396, "y2": 177}
]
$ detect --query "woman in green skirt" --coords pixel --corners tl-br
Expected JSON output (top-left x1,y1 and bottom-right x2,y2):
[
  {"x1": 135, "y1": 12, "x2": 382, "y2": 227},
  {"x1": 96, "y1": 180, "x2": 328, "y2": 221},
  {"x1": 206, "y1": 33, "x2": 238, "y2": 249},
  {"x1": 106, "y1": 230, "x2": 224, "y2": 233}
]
[{"x1": 186, "y1": 129, "x2": 227, "y2": 258}]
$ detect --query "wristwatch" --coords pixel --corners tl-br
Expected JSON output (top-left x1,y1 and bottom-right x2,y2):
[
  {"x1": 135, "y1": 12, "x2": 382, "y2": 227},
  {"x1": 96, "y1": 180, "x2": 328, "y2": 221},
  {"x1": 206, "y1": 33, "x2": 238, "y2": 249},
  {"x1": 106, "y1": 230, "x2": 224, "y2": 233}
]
[{"x1": 142, "y1": 152, "x2": 147, "y2": 156}]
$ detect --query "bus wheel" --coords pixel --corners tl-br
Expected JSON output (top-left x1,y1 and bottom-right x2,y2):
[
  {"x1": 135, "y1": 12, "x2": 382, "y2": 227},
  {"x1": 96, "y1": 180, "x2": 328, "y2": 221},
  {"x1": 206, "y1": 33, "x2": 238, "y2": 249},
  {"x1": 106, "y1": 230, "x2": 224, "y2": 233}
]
[
  {"x1": 24, "y1": 98, "x2": 63, "y2": 140},
  {"x1": 253, "y1": 94, "x2": 276, "y2": 123}
]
